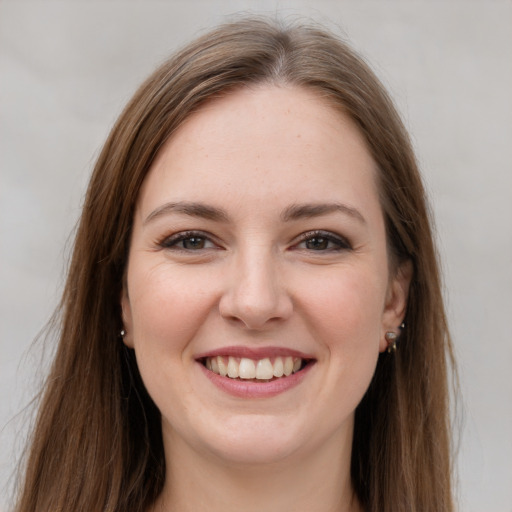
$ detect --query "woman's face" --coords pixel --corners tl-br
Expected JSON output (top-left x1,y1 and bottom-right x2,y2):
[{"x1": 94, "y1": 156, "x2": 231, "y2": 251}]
[{"x1": 122, "y1": 85, "x2": 409, "y2": 466}]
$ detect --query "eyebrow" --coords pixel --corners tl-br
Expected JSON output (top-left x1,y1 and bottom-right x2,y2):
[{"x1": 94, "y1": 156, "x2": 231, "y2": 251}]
[
  {"x1": 281, "y1": 202, "x2": 366, "y2": 224},
  {"x1": 143, "y1": 201, "x2": 366, "y2": 225},
  {"x1": 143, "y1": 201, "x2": 229, "y2": 225}
]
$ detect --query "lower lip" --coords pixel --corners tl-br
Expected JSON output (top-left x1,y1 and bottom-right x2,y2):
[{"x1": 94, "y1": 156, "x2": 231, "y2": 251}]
[{"x1": 198, "y1": 361, "x2": 315, "y2": 399}]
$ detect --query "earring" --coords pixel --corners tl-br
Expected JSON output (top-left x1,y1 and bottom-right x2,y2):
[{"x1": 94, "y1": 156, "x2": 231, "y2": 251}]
[
  {"x1": 385, "y1": 331, "x2": 398, "y2": 353},
  {"x1": 120, "y1": 329, "x2": 126, "y2": 338}
]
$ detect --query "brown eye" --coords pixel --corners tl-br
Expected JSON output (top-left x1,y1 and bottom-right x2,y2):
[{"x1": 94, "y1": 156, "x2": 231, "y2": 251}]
[
  {"x1": 160, "y1": 231, "x2": 217, "y2": 251},
  {"x1": 296, "y1": 231, "x2": 352, "y2": 252},
  {"x1": 182, "y1": 237, "x2": 207, "y2": 250},
  {"x1": 305, "y1": 237, "x2": 330, "y2": 250}
]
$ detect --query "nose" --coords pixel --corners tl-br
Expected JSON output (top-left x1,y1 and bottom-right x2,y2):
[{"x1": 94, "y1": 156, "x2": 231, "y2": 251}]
[{"x1": 218, "y1": 246, "x2": 293, "y2": 330}]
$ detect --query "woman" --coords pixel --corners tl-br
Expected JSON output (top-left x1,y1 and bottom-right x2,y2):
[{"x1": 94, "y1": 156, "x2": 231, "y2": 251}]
[{"x1": 15, "y1": 17, "x2": 455, "y2": 512}]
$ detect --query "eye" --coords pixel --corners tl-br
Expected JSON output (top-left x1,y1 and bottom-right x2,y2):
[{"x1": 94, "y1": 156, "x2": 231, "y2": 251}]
[
  {"x1": 295, "y1": 230, "x2": 351, "y2": 252},
  {"x1": 159, "y1": 231, "x2": 217, "y2": 251}
]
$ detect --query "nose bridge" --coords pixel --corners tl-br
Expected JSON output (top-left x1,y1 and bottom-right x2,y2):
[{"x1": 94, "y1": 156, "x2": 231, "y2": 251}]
[{"x1": 219, "y1": 240, "x2": 292, "y2": 329}]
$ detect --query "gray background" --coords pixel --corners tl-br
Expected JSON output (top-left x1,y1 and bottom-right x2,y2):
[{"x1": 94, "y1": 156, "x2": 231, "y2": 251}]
[{"x1": 1, "y1": 1, "x2": 511, "y2": 511}]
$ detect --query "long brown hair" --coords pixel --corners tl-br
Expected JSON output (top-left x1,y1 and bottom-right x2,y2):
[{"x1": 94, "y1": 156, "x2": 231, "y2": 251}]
[{"x1": 15, "y1": 17, "x2": 455, "y2": 512}]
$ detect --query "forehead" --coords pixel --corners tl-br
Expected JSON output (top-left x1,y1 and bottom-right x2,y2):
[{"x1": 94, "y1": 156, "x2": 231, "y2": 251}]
[{"x1": 137, "y1": 85, "x2": 380, "y2": 220}]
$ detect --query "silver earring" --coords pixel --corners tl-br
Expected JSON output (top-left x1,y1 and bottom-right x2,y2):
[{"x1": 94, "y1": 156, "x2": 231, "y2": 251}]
[
  {"x1": 385, "y1": 331, "x2": 398, "y2": 353},
  {"x1": 120, "y1": 329, "x2": 126, "y2": 338}
]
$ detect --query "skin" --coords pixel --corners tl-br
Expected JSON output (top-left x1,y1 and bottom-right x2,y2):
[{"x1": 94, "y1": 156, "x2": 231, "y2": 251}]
[{"x1": 121, "y1": 85, "x2": 410, "y2": 512}]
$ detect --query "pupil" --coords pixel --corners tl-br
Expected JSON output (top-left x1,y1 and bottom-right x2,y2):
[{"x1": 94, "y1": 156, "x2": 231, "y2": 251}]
[
  {"x1": 306, "y1": 237, "x2": 328, "y2": 250},
  {"x1": 184, "y1": 237, "x2": 204, "y2": 249}
]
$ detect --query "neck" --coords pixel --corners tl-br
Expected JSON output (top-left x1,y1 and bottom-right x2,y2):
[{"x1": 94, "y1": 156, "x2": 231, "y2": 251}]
[{"x1": 152, "y1": 425, "x2": 362, "y2": 512}]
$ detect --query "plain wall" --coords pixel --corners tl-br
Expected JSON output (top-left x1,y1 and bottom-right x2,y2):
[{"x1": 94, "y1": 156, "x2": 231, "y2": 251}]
[{"x1": 1, "y1": 1, "x2": 511, "y2": 511}]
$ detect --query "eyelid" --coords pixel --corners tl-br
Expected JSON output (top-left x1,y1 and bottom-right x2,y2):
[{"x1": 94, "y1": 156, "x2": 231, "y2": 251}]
[
  {"x1": 156, "y1": 229, "x2": 351, "y2": 252},
  {"x1": 158, "y1": 230, "x2": 220, "y2": 250},
  {"x1": 293, "y1": 230, "x2": 352, "y2": 251}
]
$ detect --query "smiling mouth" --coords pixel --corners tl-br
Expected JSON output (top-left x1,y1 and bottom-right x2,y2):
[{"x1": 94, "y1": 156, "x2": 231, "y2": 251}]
[{"x1": 200, "y1": 356, "x2": 312, "y2": 382}]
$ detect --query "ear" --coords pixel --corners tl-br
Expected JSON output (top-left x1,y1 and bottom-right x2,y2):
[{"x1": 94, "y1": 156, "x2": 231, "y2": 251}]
[
  {"x1": 120, "y1": 286, "x2": 135, "y2": 349},
  {"x1": 379, "y1": 260, "x2": 413, "y2": 352}
]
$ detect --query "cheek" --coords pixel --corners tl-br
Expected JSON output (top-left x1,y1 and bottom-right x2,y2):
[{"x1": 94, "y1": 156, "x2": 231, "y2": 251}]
[
  {"x1": 125, "y1": 262, "x2": 217, "y2": 417},
  {"x1": 300, "y1": 264, "x2": 386, "y2": 343},
  {"x1": 299, "y1": 264, "x2": 385, "y2": 391},
  {"x1": 127, "y1": 260, "x2": 216, "y2": 351},
  {"x1": 292, "y1": 266, "x2": 386, "y2": 424}
]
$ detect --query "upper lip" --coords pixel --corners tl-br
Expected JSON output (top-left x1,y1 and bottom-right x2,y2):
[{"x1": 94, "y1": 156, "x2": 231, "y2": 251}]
[{"x1": 195, "y1": 345, "x2": 315, "y2": 360}]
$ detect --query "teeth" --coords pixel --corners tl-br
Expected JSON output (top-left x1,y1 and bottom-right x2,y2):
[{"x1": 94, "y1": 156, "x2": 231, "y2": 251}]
[
  {"x1": 227, "y1": 356, "x2": 239, "y2": 378},
  {"x1": 217, "y1": 356, "x2": 227, "y2": 377},
  {"x1": 256, "y1": 358, "x2": 273, "y2": 379},
  {"x1": 239, "y1": 358, "x2": 256, "y2": 379},
  {"x1": 273, "y1": 357, "x2": 284, "y2": 377},
  {"x1": 205, "y1": 355, "x2": 304, "y2": 380},
  {"x1": 283, "y1": 356, "x2": 294, "y2": 376},
  {"x1": 211, "y1": 356, "x2": 219, "y2": 374}
]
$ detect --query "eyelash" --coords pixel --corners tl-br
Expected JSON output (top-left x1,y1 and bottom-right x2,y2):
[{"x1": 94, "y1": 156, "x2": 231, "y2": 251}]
[
  {"x1": 294, "y1": 230, "x2": 352, "y2": 252},
  {"x1": 158, "y1": 231, "x2": 217, "y2": 251},
  {"x1": 157, "y1": 229, "x2": 352, "y2": 253}
]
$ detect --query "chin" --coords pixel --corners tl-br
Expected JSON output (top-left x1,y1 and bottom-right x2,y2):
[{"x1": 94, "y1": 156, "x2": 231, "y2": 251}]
[
  {"x1": 177, "y1": 408, "x2": 352, "y2": 468},
  {"x1": 166, "y1": 412, "x2": 312, "y2": 466},
  {"x1": 210, "y1": 425, "x2": 304, "y2": 465}
]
